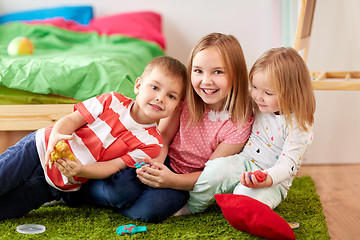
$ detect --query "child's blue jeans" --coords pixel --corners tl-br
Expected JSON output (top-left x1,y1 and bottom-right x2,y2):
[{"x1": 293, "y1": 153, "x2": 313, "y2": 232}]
[
  {"x1": 63, "y1": 157, "x2": 189, "y2": 223},
  {"x1": 0, "y1": 132, "x2": 61, "y2": 220}
]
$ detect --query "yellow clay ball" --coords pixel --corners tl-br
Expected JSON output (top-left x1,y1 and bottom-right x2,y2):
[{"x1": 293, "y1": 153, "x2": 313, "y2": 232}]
[
  {"x1": 7, "y1": 36, "x2": 34, "y2": 56},
  {"x1": 50, "y1": 140, "x2": 76, "y2": 163}
]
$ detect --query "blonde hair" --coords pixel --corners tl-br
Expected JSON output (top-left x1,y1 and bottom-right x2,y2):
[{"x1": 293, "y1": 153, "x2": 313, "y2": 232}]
[
  {"x1": 249, "y1": 47, "x2": 316, "y2": 132},
  {"x1": 142, "y1": 55, "x2": 187, "y2": 99},
  {"x1": 187, "y1": 32, "x2": 252, "y2": 126}
]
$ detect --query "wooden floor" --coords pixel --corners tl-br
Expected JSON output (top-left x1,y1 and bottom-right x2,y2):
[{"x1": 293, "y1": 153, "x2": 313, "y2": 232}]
[{"x1": 298, "y1": 164, "x2": 360, "y2": 240}]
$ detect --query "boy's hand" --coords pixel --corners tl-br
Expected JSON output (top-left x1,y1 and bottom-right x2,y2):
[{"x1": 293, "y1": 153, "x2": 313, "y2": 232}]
[
  {"x1": 55, "y1": 157, "x2": 83, "y2": 178},
  {"x1": 45, "y1": 135, "x2": 74, "y2": 169},
  {"x1": 135, "y1": 157, "x2": 159, "y2": 174},
  {"x1": 240, "y1": 171, "x2": 273, "y2": 188}
]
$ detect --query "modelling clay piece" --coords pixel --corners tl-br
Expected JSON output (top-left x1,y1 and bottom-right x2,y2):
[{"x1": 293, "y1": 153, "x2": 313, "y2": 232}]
[
  {"x1": 7, "y1": 36, "x2": 34, "y2": 56},
  {"x1": 50, "y1": 140, "x2": 76, "y2": 164},
  {"x1": 134, "y1": 162, "x2": 146, "y2": 168},
  {"x1": 249, "y1": 170, "x2": 267, "y2": 182},
  {"x1": 116, "y1": 224, "x2": 147, "y2": 235}
]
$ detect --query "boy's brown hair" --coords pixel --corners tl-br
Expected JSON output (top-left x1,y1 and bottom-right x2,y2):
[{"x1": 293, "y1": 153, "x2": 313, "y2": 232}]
[{"x1": 141, "y1": 55, "x2": 187, "y2": 99}]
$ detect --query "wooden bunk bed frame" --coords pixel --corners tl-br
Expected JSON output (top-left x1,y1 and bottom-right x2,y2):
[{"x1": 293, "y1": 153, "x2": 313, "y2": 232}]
[
  {"x1": 0, "y1": 104, "x2": 73, "y2": 153},
  {"x1": 294, "y1": 0, "x2": 360, "y2": 91},
  {"x1": 0, "y1": 104, "x2": 73, "y2": 131}
]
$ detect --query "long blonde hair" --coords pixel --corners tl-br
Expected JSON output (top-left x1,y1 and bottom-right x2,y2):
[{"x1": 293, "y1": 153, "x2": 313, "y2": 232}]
[
  {"x1": 249, "y1": 47, "x2": 316, "y2": 131},
  {"x1": 186, "y1": 33, "x2": 252, "y2": 126}
]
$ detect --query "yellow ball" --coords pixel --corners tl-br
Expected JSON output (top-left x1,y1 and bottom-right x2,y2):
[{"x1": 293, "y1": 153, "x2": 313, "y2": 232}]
[{"x1": 7, "y1": 36, "x2": 34, "y2": 56}]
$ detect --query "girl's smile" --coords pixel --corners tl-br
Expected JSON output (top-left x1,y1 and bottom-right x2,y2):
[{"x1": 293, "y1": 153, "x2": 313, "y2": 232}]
[
  {"x1": 202, "y1": 88, "x2": 219, "y2": 95},
  {"x1": 256, "y1": 102, "x2": 267, "y2": 108}
]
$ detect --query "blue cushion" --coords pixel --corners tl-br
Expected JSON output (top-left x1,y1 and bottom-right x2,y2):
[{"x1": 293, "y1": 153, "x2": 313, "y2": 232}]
[{"x1": 0, "y1": 6, "x2": 93, "y2": 25}]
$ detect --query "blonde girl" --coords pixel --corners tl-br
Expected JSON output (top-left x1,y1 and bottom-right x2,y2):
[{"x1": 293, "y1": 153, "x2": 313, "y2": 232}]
[{"x1": 187, "y1": 47, "x2": 316, "y2": 213}]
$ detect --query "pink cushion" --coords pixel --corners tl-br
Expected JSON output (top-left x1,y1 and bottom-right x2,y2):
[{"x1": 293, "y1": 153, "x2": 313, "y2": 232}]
[
  {"x1": 89, "y1": 11, "x2": 165, "y2": 49},
  {"x1": 28, "y1": 11, "x2": 165, "y2": 49},
  {"x1": 215, "y1": 194, "x2": 295, "y2": 240}
]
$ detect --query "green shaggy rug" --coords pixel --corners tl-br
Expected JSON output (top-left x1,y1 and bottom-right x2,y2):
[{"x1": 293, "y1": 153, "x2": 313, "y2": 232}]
[{"x1": 0, "y1": 176, "x2": 329, "y2": 239}]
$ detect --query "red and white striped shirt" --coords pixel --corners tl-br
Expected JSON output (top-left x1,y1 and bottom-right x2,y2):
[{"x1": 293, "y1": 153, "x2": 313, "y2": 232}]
[{"x1": 36, "y1": 92, "x2": 162, "y2": 191}]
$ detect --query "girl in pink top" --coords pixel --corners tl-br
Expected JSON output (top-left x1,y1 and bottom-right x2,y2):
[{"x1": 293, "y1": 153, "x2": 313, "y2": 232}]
[{"x1": 135, "y1": 32, "x2": 254, "y2": 220}]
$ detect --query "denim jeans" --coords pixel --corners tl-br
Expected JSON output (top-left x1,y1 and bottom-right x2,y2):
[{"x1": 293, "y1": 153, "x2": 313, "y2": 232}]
[
  {"x1": 0, "y1": 132, "x2": 61, "y2": 220},
  {"x1": 63, "y1": 157, "x2": 189, "y2": 223}
]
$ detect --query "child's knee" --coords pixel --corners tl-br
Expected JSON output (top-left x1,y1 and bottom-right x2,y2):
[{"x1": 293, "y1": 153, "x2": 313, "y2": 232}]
[
  {"x1": 201, "y1": 157, "x2": 242, "y2": 188},
  {"x1": 120, "y1": 202, "x2": 170, "y2": 223},
  {"x1": 233, "y1": 184, "x2": 284, "y2": 209},
  {"x1": 202, "y1": 159, "x2": 229, "y2": 182}
]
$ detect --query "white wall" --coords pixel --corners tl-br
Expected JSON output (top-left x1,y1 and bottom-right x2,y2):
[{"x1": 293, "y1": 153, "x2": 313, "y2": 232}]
[
  {"x1": 0, "y1": 0, "x2": 283, "y2": 67},
  {"x1": 1, "y1": 0, "x2": 359, "y2": 164}
]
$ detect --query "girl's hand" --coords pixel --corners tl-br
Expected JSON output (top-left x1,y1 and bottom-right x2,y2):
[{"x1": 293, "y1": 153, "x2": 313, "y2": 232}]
[
  {"x1": 135, "y1": 157, "x2": 157, "y2": 174},
  {"x1": 240, "y1": 171, "x2": 273, "y2": 188},
  {"x1": 54, "y1": 157, "x2": 83, "y2": 178},
  {"x1": 45, "y1": 134, "x2": 74, "y2": 168},
  {"x1": 136, "y1": 157, "x2": 174, "y2": 188}
]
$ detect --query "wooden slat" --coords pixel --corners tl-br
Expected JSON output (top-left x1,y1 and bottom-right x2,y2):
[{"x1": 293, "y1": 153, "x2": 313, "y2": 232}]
[
  {"x1": 324, "y1": 71, "x2": 360, "y2": 78},
  {"x1": 311, "y1": 71, "x2": 360, "y2": 90},
  {"x1": 294, "y1": 0, "x2": 316, "y2": 62},
  {"x1": 0, "y1": 104, "x2": 73, "y2": 131},
  {"x1": 312, "y1": 71, "x2": 326, "y2": 81},
  {"x1": 312, "y1": 81, "x2": 360, "y2": 91},
  {"x1": 296, "y1": 36, "x2": 311, "y2": 52},
  {"x1": 295, "y1": 0, "x2": 360, "y2": 91}
]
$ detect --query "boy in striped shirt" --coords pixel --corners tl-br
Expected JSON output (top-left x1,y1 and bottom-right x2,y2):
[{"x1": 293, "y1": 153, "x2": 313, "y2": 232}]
[{"x1": 0, "y1": 56, "x2": 186, "y2": 220}]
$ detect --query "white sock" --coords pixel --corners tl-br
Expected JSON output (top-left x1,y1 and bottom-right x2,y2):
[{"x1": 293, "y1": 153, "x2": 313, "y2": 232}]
[
  {"x1": 42, "y1": 200, "x2": 63, "y2": 207},
  {"x1": 173, "y1": 204, "x2": 192, "y2": 216}
]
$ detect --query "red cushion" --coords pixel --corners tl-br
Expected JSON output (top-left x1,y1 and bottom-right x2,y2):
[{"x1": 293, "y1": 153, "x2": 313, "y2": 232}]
[{"x1": 215, "y1": 194, "x2": 295, "y2": 240}]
